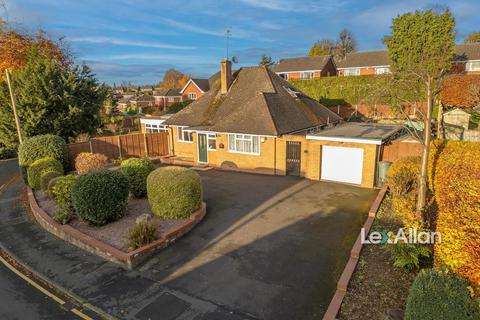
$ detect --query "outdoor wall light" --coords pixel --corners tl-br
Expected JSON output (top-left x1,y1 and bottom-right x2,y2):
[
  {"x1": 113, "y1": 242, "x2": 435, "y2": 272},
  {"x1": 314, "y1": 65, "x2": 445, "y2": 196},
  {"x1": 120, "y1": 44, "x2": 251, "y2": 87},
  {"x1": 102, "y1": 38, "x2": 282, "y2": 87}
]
[
  {"x1": 219, "y1": 143, "x2": 225, "y2": 149},
  {"x1": 260, "y1": 137, "x2": 266, "y2": 143}
]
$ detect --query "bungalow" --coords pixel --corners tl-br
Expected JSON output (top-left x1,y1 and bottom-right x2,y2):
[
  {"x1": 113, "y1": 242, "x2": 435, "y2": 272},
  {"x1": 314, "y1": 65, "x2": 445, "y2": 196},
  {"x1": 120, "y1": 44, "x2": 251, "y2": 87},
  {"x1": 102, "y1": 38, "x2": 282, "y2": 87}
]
[
  {"x1": 337, "y1": 43, "x2": 480, "y2": 76},
  {"x1": 273, "y1": 55, "x2": 337, "y2": 80},
  {"x1": 164, "y1": 59, "x2": 402, "y2": 188},
  {"x1": 153, "y1": 88, "x2": 183, "y2": 111},
  {"x1": 129, "y1": 94, "x2": 155, "y2": 108},
  {"x1": 180, "y1": 72, "x2": 220, "y2": 101}
]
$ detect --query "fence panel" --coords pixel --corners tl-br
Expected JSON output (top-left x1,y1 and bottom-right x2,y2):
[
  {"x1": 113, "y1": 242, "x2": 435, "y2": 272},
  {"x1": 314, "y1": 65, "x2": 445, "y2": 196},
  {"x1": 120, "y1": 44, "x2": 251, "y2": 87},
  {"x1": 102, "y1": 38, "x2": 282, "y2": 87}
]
[
  {"x1": 381, "y1": 139, "x2": 422, "y2": 162},
  {"x1": 67, "y1": 142, "x2": 90, "y2": 169},
  {"x1": 145, "y1": 132, "x2": 169, "y2": 156},
  {"x1": 91, "y1": 136, "x2": 121, "y2": 160},
  {"x1": 120, "y1": 133, "x2": 145, "y2": 158}
]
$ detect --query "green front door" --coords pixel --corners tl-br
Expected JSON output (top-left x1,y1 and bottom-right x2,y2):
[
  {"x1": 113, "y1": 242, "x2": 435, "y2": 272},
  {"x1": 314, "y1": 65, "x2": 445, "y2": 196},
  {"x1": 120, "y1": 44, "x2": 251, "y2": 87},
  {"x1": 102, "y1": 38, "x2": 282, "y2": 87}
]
[{"x1": 197, "y1": 133, "x2": 208, "y2": 163}]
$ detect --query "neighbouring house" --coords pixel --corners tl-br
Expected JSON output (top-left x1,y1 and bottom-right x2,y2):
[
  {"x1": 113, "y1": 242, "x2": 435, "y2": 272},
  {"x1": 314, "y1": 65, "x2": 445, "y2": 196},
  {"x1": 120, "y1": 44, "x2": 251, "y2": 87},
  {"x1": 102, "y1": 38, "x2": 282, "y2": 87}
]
[
  {"x1": 153, "y1": 88, "x2": 183, "y2": 111},
  {"x1": 116, "y1": 97, "x2": 130, "y2": 111},
  {"x1": 337, "y1": 43, "x2": 480, "y2": 76},
  {"x1": 163, "y1": 59, "x2": 402, "y2": 188},
  {"x1": 129, "y1": 94, "x2": 155, "y2": 109},
  {"x1": 180, "y1": 72, "x2": 220, "y2": 101},
  {"x1": 273, "y1": 55, "x2": 337, "y2": 80},
  {"x1": 140, "y1": 114, "x2": 173, "y2": 133}
]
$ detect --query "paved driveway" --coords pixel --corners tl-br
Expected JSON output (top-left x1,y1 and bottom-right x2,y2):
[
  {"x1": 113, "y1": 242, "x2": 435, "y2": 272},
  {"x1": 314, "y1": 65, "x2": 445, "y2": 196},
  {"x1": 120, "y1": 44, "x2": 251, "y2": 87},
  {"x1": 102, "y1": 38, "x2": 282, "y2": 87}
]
[{"x1": 143, "y1": 170, "x2": 378, "y2": 320}]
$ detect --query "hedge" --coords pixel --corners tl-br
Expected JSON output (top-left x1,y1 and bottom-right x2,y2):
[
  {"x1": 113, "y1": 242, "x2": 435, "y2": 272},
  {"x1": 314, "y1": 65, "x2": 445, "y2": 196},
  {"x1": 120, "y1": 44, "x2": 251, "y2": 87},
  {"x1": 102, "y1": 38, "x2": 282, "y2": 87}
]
[
  {"x1": 72, "y1": 169, "x2": 129, "y2": 226},
  {"x1": 431, "y1": 141, "x2": 480, "y2": 288},
  {"x1": 51, "y1": 175, "x2": 77, "y2": 224},
  {"x1": 440, "y1": 74, "x2": 480, "y2": 107},
  {"x1": 75, "y1": 152, "x2": 108, "y2": 174},
  {"x1": 18, "y1": 134, "x2": 68, "y2": 168},
  {"x1": 40, "y1": 171, "x2": 62, "y2": 192},
  {"x1": 27, "y1": 157, "x2": 64, "y2": 189},
  {"x1": 404, "y1": 269, "x2": 480, "y2": 320},
  {"x1": 120, "y1": 158, "x2": 156, "y2": 197},
  {"x1": 147, "y1": 166, "x2": 202, "y2": 219}
]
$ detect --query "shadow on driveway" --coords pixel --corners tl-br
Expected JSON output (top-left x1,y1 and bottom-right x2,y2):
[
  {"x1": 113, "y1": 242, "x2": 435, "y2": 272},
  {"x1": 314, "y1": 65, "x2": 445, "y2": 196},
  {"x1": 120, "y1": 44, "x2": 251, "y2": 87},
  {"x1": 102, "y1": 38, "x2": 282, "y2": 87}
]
[{"x1": 143, "y1": 169, "x2": 378, "y2": 320}]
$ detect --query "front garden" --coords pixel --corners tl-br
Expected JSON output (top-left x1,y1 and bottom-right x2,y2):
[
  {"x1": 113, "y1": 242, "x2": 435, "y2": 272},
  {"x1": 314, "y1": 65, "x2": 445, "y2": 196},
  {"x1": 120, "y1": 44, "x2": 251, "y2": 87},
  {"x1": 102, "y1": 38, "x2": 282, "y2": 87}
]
[
  {"x1": 19, "y1": 134, "x2": 205, "y2": 262},
  {"x1": 339, "y1": 142, "x2": 480, "y2": 319}
]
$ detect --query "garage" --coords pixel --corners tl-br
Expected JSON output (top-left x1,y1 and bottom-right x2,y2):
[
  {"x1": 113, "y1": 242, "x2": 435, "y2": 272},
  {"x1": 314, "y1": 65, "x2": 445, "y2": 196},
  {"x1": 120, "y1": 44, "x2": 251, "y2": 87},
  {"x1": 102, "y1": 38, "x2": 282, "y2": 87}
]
[{"x1": 321, "y1": 146, "x2": 364, "y2": 184}]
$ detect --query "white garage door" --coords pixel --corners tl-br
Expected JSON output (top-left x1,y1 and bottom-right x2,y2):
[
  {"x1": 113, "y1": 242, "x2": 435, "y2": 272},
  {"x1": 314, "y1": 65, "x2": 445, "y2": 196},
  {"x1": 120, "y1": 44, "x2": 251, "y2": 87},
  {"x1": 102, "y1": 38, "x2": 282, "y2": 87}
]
[{"x1": 321, "y1": 146, "x2": 364, "y2": 185}]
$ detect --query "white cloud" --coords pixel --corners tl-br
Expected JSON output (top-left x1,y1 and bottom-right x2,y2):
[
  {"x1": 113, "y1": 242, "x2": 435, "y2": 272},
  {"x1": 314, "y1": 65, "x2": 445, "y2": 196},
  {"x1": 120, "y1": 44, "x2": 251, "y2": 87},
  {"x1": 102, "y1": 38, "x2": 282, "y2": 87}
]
[
  {"x1": 70, "y1": 36, "x2": 195, "y2": 50},
  {"x1": 238, "y1": 0, "x2": 342, "y2": 12}
]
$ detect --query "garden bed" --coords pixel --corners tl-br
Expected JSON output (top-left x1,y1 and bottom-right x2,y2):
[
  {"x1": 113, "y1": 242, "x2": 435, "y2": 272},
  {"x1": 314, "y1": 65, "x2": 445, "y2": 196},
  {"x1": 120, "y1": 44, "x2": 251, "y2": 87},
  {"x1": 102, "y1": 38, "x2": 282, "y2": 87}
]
[
  {"x1": 337, "y1": 194, "x2": 417, "y2": 320},
  {"x1": 28, "y1": 188, "x2": 206, "y2": 269}
]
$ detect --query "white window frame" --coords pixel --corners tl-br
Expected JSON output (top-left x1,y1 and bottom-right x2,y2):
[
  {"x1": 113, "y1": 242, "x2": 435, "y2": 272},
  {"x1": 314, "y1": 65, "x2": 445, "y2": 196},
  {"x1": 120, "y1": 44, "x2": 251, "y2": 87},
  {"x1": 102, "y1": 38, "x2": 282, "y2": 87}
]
[
  {"x1": 227, "y1": 134, "x2": 260, "y2": 155},
  {"x1": 188, "y1": 92, "x2": 197, "y2": 100},
  {"x1": 145, "y1": 123, "x2": 167, "y2": 133},
  {"x1": 466, "y1": 61, "x2": 480, "y2": 72},
  {"x1": 167, "y1": 97, "x2": 174, "y2": 102},
  {"x1": 344, "y1": 68, "x2": 360, "y2": 76},
  {"x1": 207, "y1": 133, "x2": 216, "y2": 151},
  {"x1": 300, "y1": 71, "x2": 314, "y2": 79},
  {"x1": 375, "y1": 67, "x2": 390, "y2": 75},
  {"x1": 178, "y1": 127, "x2": 194, "y2": 143}
]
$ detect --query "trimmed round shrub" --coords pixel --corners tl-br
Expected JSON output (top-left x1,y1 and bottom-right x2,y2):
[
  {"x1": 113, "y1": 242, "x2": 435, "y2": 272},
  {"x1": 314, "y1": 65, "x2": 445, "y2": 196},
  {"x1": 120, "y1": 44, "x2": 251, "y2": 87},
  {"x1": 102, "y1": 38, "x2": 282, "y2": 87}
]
[
  {"x1": 18, "y1": 134, "x2": 68, "y2": 168},
  {"x1": 47, "y1": 176, "x2": 64, "y2": 196},
  {"x1": 40, "y1": 171, "x2": 63, "y2": 192},
  {"x1": 27, "y1": 157, "x2": 64, "y2": 189},
  {"x1": 404, "y1": 269, "x2": 480, "y2": 320},
  {"x1": 72, "y1": 169, "x2": 129, "y2": 225},
  {"x1": 51, "y1": 175, "x2": 77, "y2": 212},
  {"x1": 120, "y1": 158, "x2": 156, "y2": 197},
  {"x1": 147, "y1": 166, "x2": 202, "y2": 219},
  {"x1": 75, "y1": 152, "x2": 108, "y2": 174},
  {"x1": 386, "y1": 156, "x2": 420, "y2": 196}
]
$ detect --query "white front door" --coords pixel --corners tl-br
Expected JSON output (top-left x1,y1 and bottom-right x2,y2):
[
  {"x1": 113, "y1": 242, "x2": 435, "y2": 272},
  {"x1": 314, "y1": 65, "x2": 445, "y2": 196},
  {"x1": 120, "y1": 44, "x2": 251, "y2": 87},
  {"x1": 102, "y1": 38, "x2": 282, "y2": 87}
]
[{"x1": 321, "y1": 146, "x2": 364, "y2": 185}]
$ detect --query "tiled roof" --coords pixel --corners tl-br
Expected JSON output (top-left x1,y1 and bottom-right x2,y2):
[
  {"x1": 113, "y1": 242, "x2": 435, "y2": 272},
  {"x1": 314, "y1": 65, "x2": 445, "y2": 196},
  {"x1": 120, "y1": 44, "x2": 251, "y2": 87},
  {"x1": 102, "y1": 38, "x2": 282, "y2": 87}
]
[
  {"x1": 165, "y1": 66, "x2": 341, "y2": 136},
  {"x1": 273, "y1": 55, "x2": 331, "y2": 73}
]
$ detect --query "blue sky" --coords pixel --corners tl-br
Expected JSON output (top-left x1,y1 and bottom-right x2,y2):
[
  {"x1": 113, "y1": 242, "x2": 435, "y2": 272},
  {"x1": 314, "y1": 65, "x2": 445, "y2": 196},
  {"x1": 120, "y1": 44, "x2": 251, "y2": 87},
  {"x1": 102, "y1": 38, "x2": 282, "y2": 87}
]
[{"x1": 3, "y1": 0, "x2": 479, "y2": 85}]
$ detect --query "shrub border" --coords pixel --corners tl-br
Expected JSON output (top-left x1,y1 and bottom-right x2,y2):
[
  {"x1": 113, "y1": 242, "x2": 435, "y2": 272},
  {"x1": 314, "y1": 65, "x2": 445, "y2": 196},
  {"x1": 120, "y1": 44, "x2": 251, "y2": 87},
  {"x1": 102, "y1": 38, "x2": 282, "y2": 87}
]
[
  {"x1": 27, "y1": 187, "x2": 206, "y2": 269},
  {"x1": 322, "y1": 185, "x2": 389, "y2": 320}
]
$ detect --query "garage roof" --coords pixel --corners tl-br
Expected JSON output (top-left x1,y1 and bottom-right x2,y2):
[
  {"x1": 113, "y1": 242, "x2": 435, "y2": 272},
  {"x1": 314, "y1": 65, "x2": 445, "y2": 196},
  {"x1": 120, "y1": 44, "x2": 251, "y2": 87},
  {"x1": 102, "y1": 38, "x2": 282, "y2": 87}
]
[{"x1": 306, "y1": 122, "x2": 403, "y2": 145}]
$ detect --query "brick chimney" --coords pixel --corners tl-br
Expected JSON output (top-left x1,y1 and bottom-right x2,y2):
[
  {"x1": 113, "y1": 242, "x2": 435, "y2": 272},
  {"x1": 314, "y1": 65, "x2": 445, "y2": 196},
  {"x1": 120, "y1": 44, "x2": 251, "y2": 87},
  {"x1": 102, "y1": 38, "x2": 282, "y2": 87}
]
[{"x1": 220, "y1": 59, "x2": 232, "y2": 94}]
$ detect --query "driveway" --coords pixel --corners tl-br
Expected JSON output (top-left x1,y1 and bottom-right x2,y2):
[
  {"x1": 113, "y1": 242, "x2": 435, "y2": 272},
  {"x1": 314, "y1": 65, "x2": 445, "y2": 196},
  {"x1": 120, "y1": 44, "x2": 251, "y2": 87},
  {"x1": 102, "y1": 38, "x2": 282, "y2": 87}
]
[{"x1": 143, "y1": 170, "x2": 378, "y2": 320}]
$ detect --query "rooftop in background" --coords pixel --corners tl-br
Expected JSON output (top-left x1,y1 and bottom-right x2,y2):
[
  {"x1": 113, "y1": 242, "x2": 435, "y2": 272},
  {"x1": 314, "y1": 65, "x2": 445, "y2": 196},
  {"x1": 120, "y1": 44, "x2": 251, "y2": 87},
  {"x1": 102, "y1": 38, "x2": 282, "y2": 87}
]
[
  {"x1": 153, "y1": 88, "x2": 182, "y2": 97},
  {"x1": 273, "y1": 55, "x2": 332, "y2": 73},
  {"x1": 307, "y1": 122, "x2": 403, "y2": 145}
]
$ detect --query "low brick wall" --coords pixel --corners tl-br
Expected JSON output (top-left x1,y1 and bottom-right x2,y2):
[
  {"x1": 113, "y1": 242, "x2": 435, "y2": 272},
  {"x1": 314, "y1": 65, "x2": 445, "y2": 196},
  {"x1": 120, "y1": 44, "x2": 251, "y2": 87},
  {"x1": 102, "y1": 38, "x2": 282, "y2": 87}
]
[
  {"x1": 27, "y1": 188, "x2": 206, "y2": 269},
  {"x1": 322, "y1": 185, "x2": 388, "y2": 320}
]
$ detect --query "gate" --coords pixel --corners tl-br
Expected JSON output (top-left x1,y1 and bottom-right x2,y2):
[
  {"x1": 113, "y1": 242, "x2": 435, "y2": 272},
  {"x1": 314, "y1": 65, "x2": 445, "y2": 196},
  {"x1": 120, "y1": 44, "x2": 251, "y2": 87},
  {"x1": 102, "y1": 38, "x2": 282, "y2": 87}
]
[{"x1": 286, "y1": 141, "x2": 301, "y2": 176}]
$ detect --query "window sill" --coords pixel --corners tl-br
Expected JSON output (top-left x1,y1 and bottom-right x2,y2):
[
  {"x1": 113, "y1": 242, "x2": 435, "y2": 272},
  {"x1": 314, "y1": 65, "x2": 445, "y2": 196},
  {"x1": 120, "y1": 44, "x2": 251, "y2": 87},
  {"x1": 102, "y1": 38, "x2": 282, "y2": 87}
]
[
  {"x1": 227, "y1": 150, "x2": 260, "y2": 156},
  {"x1": 178, "y1": 140, "x2": 194, "y2": 143}
]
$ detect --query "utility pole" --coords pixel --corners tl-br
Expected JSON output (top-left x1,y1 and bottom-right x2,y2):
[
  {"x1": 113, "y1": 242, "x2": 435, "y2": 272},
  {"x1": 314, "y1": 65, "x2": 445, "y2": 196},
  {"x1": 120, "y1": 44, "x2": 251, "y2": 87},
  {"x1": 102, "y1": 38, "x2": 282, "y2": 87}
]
[{"x1": 5, "y1": 69, "x2": 23, "y2": 144}]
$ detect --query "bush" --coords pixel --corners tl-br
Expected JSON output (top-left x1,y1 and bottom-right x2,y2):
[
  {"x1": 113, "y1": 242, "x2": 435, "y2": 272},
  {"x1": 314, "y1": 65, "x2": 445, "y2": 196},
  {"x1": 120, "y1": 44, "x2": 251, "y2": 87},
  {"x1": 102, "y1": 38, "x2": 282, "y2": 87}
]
[
  {"x1": 0, "y1": 146, "x2": 16, "y2": 160},
  {"x1": 75, "y1": 152, "x2": 108, "y2": 174},
  {"x1": 389, "y1": 242, "x2": 431, "y2": 271},
  {"x1": 147, "y1": 166, "x2": 202, "y2": 219},
  {"x1": 404, "y1": 269, "x2": 480, "y2": 320},
  {"x1": 386, "y1": 156, "x2": 420, "y2": 197},
  {"x1": 53, "y1": 209, "x2": 72, "y2": 225},
  {"x1": 72, "y1": 169, "x2": 129, "y2": 225},
  {"x1": 18, "y1": 134, "x2": 68, "y2": 168},
  {"x1": 27, "y1": 157, "x2": 64, "y2": 189},
  {"x1": 128, "y1": 221, "x2": 158, "y2": 250},
  {"x1": 391, "y1": 192, "x2": 420, "y2": 229},
  {"x1": 120, "y1": 158, "x2": 156, "y2": 197},
  {"x1": 40, "y1": 171, "x2": 62, "y2": 192},
  {"x1": 432, "y1": 141, "x2": 480, "y2": 288},
  {"x1": 51, "y1": 175, "x2": 77, "y2": 214}
]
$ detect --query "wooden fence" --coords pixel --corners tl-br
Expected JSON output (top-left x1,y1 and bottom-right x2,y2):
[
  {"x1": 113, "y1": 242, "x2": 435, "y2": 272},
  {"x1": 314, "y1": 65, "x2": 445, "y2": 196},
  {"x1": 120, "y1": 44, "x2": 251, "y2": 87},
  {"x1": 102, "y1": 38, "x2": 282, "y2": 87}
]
[
  {"x1": 67, "y1": 132, "x2": 169, "y2": 169},
  {"x1": 380, "y1": 139, "x2": 422, "y2": 162}
]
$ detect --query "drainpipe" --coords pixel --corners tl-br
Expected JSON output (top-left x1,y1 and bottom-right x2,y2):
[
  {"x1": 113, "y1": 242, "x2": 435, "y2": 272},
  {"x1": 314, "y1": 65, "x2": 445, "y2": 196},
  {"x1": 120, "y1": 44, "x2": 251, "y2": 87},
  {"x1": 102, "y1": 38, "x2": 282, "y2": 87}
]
[{"x1": 274, "y1": 137, "x2": 277, "y2": 175}]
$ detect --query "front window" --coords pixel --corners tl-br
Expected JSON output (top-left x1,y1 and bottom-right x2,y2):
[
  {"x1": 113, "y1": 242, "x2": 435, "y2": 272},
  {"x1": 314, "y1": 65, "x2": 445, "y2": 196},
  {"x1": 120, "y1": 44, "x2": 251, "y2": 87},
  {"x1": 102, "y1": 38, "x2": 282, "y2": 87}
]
[
  {"x1": 167, "y1": 97, "x2": 174, "y2": 102},
  {"x1": 344, "y1": 68, "x2": 360, "y2": 76},
  {"x1": 178, "y1": 127, "x2": 194, "y2": 142},
  {"x1": 300, "y1": 71, "x2": 314, "y2": 79},
  {"x1": 228, "y1": 134, "x2": 260, "y2": 155},
  {"x1": 466, "y1": 61, "x2": 480, "y2": 71},
  {"x1": 188, "y1": 92, "x2": 197, "y2": 100},
  {"x1": 207, "y1": 133, "x2": 216, "y2": 150},
  {"x1": 278, "y1": 73, "x2": 288, "y2": 80},
  {"x1": 145, "y1": 123, "x2": 167, "y2": 133},
  {"x1": 375, "y1": 67, "x2": 390, "y2": 75}
]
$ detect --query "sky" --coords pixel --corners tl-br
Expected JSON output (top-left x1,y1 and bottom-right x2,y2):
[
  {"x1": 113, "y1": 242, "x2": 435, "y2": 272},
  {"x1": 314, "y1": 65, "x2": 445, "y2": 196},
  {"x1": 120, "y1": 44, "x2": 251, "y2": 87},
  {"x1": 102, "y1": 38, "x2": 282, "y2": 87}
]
[{"x1": 2, "y1": 0, "x2": 479, "y2": 85}]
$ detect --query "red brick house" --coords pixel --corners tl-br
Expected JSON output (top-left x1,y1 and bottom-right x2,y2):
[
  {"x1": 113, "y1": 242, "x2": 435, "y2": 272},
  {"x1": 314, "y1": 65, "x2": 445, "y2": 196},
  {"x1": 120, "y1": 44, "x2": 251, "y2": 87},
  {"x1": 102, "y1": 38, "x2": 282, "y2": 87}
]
[
  {"x1": 153, "y1": 88, "x2": 183, "y2": 110},
  {"x1": 273, "y1": 55, "x2": 336, "y2": 80},
  {"x1": 180, "y1": 72, "x2": 220, "y2": 101}
]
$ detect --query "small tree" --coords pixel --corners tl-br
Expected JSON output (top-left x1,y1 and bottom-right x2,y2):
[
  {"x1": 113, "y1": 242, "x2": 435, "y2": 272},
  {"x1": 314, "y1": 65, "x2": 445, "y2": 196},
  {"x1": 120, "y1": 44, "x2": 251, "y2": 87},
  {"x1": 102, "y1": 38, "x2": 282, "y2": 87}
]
[
  {"x1": 334, "y1": 29, "x2": 357, "y2": 60},
  {"x1": 259, "y1": 54, "x2": 274, "y2": 68},
  {"x1": 384, "y1": 9, "x2": 455, "y2": 220},
  {"x1": 308, "y1": 39, "x2": 335, "y2": 56}
]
